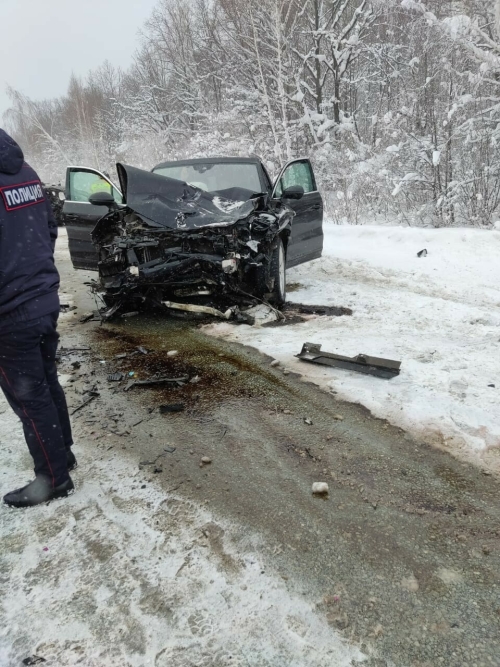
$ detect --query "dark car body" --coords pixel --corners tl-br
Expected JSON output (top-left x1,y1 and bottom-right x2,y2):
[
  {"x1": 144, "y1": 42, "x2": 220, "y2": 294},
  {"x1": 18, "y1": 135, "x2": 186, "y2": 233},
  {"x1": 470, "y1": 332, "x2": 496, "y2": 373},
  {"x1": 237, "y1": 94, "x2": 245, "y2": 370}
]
[{"x1": 62, "y1": 156, "x2": 323, "y2": 311}]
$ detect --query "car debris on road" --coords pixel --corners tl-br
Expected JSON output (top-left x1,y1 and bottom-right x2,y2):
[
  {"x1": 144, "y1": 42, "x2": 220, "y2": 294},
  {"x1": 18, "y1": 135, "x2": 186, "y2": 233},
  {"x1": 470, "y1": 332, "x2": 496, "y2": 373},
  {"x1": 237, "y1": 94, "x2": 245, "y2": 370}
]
[
  {"x1": 158, "y1": 403, "x2": 185, "y2": 414},
  {"x1": 58, "y1": 346, "x2": 91, "y2": 355},
  {"x1": 79, "y1": 311, "x2": 101, "y2": 323},
  {"x1": 22, "y1": 656, "x2": 46, "y2": 666},
  {"x1": 124, "y1": 375, "x2": 189, "y2": 391},
  {"x1": 107, "y1": 373, "x2": 124, "y2": 382},
  {"x1": 70, "y1": 393, "x2": 99, "y2": 415},
  {"x1": 139, "y1": 446, "x2": 177, "y2": 469},
  {"x1": 296, "y1": 343, "x2": 401, "y2": 379}
]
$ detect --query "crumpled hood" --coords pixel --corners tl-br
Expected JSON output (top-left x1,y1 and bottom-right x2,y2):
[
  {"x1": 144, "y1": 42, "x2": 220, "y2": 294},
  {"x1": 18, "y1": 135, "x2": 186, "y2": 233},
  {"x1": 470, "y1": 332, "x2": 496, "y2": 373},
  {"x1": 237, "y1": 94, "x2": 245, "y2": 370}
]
[
  {"x1": 0, "y1": 129, "x2": 24, "y2": 175},
  {"x1": 116, "y1": 163, "x2": 257, "y2": 230}
]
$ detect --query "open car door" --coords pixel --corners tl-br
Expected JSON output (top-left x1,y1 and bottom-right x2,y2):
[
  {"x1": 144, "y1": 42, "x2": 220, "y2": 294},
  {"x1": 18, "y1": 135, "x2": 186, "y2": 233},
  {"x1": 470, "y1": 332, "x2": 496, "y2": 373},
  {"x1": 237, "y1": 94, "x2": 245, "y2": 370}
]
[
  {"x1": 273, "y1": 159, "x2": 323, "y2": 269},
  {"x1": 62, "y1": 167, "x2": 123, "y2": 270}
]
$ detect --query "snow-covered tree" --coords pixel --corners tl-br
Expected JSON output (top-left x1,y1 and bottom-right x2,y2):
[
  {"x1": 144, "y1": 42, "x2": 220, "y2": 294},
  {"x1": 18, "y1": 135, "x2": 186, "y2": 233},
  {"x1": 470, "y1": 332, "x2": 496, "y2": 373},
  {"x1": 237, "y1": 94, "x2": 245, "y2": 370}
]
[{"x1": 4, "y1": 0, "x2": 500, "y2": 226}]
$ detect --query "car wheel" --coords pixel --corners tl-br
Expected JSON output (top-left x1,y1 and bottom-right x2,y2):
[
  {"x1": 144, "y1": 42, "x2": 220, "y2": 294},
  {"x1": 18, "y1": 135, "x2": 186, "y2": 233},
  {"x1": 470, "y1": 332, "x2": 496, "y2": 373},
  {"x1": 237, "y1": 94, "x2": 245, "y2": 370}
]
[{"x1": 269, "y1": 238, "x2": 286, "y2": 307}]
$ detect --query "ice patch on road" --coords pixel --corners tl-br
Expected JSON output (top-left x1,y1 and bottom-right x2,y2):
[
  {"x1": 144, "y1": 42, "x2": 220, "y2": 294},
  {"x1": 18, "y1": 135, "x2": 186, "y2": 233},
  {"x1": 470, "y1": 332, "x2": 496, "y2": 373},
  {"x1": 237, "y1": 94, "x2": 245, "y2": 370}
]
[
  {"x1": 0, "y1": 394, "x2": 364, "y2": 667},
  {"x1": 206, "y1": 224, "x2": 500, "y2": 471}
]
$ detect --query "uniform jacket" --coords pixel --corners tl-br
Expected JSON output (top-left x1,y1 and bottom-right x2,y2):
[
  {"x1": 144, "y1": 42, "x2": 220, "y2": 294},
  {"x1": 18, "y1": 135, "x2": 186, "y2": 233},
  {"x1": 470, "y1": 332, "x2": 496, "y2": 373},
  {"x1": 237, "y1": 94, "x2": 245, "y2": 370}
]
[{"x1": 0, "y1": 129, "x2": 59, "y2": 332}]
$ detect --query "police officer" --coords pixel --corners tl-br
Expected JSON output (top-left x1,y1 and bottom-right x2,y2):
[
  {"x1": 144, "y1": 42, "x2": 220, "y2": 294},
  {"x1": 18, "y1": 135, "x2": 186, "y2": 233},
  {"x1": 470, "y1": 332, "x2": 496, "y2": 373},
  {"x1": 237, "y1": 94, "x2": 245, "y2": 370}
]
[{"x1": 0, "y1": 129, "x2": 76, "y2": 508}]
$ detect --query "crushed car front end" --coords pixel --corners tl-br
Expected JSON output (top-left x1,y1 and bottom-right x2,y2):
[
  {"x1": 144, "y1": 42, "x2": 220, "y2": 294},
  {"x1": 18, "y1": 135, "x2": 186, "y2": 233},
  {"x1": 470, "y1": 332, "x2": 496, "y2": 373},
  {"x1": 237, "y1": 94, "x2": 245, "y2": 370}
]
[{"x1": 90, "y1": 164, "x2": 293, "y2": 315}]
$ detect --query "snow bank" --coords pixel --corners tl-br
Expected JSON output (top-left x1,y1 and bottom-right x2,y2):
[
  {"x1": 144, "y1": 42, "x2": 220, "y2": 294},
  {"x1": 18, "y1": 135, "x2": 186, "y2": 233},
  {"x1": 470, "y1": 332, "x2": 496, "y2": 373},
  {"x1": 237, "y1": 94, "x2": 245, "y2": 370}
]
[{"x1": 206, "y1": 225, "x2": 500, "y2": 471}]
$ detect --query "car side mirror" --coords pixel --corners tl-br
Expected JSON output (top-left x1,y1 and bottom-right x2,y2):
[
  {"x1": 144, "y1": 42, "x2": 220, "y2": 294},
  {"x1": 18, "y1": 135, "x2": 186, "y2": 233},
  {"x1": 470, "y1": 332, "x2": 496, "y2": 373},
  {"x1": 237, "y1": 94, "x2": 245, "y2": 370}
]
[
  {"x1": 282, "y1": 185, "x2": 304, "y2": 200},
  {"x1": 89, "y1": 191, "x2": 117, "y2": 209}
]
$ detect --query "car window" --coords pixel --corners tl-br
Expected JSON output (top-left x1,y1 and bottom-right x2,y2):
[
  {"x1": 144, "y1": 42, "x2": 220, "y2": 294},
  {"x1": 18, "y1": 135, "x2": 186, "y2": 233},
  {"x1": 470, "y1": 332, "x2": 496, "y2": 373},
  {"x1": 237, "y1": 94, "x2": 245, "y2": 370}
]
[
  {"x1": 69, "y1": 170, "x2": 122, "y2": 204},
  {"x1": 275, "y1": 161, "x2": 315, "y2": 197},
  {"x1": 153, "y1": 163, "x2": 262, "y2": 194}
]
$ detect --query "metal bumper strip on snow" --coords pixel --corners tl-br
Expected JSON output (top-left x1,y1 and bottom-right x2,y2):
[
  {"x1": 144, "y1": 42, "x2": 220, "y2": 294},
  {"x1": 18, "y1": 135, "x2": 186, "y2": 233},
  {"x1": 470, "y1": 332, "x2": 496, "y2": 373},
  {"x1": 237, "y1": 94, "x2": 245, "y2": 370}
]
[{"x1": 296, "y1": 343, "x2": 401, "y2": 380}]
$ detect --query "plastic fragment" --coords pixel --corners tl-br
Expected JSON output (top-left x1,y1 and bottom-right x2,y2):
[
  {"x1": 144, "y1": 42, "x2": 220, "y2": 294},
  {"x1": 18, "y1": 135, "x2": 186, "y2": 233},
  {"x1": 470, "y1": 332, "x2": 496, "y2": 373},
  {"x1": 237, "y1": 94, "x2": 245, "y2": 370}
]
[{"x1": 159, "y1": 404, "x2": 185, "y2": 414}]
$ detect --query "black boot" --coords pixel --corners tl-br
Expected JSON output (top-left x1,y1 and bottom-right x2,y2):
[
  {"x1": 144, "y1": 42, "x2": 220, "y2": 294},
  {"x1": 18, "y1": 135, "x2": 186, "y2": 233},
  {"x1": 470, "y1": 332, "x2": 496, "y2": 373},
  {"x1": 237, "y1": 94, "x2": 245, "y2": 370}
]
[
  {"x1": 3, "y1": 476, "x2": 74, "y2": 508},
  {"x1": 67, "y1": 448, "x2": 78, "y2": 471}
]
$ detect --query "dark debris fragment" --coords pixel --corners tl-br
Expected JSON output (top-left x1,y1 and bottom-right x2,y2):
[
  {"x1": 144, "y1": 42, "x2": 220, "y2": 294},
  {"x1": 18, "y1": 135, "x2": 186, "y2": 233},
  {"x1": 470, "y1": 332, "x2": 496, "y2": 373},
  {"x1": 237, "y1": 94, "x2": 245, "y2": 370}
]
[
  {"x1": 107, "y1": 373, "x2": 125, "y2": 382},
  {"x1": 70, "y1": 393, "x2": 99, "y2": 415},
  {"x1": 124, "y1": 376, "x2": 189, "y2": 392},
  {"x1": 159, "y1": 403, "x2": 185, "y2": 414}
]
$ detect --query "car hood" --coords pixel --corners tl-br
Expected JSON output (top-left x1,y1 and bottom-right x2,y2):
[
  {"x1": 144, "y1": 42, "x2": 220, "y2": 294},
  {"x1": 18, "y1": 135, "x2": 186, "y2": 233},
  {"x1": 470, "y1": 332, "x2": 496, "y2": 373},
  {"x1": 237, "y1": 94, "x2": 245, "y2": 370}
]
[{"x1": 116, "y1": 163, "x2": 259, "y2": 230}]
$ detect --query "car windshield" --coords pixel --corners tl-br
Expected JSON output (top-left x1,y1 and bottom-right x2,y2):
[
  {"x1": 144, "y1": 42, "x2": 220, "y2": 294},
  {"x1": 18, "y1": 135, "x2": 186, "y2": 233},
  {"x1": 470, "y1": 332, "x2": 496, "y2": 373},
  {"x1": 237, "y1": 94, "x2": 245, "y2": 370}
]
[{"x1": 153, "y1": 162, "x2": 262, "y2": 194}]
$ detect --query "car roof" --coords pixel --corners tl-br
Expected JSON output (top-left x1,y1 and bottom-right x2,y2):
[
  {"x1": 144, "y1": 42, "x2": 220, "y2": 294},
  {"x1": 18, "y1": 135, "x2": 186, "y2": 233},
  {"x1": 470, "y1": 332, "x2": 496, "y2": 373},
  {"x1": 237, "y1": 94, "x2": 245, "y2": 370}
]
[{"x1": 153, "y1": 156, "x2": 263, "y2": 170}]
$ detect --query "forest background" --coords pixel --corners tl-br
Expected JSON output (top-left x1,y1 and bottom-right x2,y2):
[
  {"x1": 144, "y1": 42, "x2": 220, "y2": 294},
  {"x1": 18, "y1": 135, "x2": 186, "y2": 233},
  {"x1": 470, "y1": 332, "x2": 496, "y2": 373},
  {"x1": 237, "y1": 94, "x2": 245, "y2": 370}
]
[{"x1": 4, "y1": 0, "x2": 500, "y2": 226}]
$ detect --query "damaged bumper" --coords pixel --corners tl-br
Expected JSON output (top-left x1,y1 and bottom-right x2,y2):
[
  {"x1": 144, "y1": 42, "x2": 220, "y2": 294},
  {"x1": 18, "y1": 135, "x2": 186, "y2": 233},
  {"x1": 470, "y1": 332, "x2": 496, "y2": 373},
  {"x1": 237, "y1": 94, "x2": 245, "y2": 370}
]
[{"x1": 92, "y1": 207, "x2": 291, "y2": 314}]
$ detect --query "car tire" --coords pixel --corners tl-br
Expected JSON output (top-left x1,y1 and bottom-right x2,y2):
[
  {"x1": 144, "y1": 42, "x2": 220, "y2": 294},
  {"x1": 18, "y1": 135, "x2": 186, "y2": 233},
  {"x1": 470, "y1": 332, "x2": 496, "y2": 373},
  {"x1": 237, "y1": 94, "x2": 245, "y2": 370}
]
[{"x1": 269, "y1": 238, "x2": 286, "y2": 307}]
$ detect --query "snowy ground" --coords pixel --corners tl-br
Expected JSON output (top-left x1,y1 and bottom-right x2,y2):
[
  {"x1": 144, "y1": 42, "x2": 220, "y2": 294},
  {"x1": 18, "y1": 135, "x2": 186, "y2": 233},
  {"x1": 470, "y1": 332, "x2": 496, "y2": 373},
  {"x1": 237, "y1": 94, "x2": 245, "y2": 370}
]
[
  {"x1": 206, "y1": 225, "x2": 500, "y2": 472},
  {"x1": 0, "y1": 232, "x2": 366, "y2": 665},
  {"x1": 2, "y1": 227, "x2": 499, "y2": 666},
  {"x1": 0, "y1": 397, "x2": 363, "y2": 666}
]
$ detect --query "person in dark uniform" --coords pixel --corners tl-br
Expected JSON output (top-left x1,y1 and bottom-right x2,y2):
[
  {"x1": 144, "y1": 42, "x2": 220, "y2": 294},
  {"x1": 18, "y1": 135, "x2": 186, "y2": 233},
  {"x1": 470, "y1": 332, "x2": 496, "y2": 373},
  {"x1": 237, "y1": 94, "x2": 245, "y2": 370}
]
[{"x1": 0, "y1": 129, "x2": 76, "y2": 508}]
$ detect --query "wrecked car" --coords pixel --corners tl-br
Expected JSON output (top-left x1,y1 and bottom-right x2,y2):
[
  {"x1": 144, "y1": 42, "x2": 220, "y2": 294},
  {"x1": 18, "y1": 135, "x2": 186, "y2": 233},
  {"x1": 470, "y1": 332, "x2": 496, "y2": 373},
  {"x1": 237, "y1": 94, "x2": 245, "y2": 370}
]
[{"x1": 62, "y1": 157, "x2": 323, "y2": 315}]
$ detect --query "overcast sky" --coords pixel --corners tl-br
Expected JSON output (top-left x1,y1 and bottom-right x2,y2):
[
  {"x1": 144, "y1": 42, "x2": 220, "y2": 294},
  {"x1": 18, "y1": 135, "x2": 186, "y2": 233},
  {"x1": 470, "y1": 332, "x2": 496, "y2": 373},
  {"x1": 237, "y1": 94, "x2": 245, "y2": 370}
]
[{"x1": 0, "y1": 0, "x2": 158, "y2": 121}]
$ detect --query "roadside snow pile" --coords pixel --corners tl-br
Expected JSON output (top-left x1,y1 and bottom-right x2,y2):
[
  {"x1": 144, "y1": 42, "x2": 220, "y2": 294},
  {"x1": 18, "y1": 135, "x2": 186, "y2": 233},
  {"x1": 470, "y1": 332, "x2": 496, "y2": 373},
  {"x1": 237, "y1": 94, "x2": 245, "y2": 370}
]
[
  {"x1": 0, "y1": 396, "x2": 363, "y2": 667},
  {"x1": 206, "y1": 225, "x2": 500, "y2": 471}
]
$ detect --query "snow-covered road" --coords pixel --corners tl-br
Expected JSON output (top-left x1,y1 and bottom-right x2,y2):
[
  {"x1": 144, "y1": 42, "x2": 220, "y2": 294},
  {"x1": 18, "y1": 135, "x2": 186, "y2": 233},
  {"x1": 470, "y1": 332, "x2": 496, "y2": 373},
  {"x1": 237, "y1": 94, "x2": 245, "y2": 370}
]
[
  {"x1": 2, "y1": 228, "x2": 500, "y2": 667},
  {"x1": 206, "y1": 225, "x2": 500, "y2": 472},
  {"x1": 0, "y1": 395, "x2": 363, "y2": 667},
  {"x1": 0, "y1": 231, "x2": 365, "y2": 667}
]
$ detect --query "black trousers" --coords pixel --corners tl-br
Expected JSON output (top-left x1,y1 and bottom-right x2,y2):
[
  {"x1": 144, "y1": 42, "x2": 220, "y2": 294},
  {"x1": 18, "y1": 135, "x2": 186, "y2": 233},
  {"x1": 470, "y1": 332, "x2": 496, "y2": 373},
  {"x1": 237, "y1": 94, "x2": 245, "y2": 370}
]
[{"x1": 0, "y1": 311, "x2": 72, "y2": 487}]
